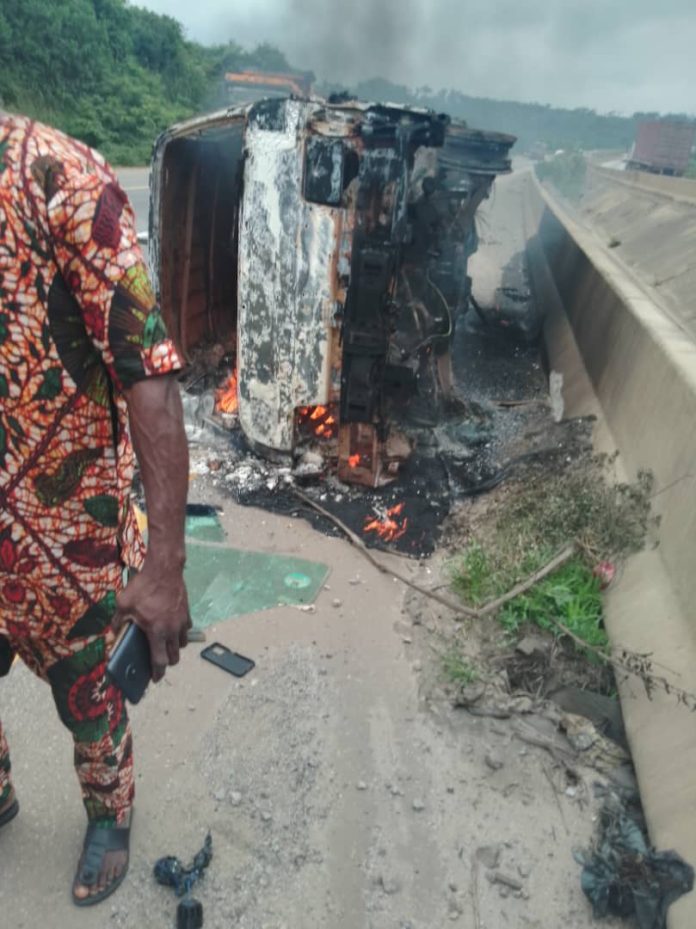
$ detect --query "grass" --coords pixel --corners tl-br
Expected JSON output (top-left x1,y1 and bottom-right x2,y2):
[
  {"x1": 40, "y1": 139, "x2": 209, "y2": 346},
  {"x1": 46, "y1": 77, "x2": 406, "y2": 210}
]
[
  {"x1": 499, "y1": 463, "x2": 653, "y2": 561},
  {"x1": 499, "y1": 559, "x2": 607, "y2": 661},
  {"x1": 442, "y1": 652, "x2": 479, "y2": 686},
  {"x1": 450, "y1": 459, "x2": 653, "y2": 657},
  {"x1": 451, "y1": 541, "x2": 554, "y2": 606}
]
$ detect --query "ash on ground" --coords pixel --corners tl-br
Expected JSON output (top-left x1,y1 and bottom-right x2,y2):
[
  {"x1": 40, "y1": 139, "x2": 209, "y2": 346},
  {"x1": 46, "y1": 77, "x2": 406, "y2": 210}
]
[{"x1": 182, "y1": 304, "x2": 592, "y2": 558}]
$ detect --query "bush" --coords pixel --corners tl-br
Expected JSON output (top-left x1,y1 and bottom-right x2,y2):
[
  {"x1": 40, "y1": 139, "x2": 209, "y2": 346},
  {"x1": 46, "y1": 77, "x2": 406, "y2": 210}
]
[
  {"x1": 451, "y1": 459, "x2": 654, "y2": 655},
  {"x1": 536, "y1": 151, "x2": 588, "y2": 201}
]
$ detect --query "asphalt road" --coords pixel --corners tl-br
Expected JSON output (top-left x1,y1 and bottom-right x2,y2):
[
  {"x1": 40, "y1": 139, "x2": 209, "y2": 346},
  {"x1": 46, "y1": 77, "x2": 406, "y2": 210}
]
[{"x1": 116, "y1": 166, "x2": 150, "y2": 235}]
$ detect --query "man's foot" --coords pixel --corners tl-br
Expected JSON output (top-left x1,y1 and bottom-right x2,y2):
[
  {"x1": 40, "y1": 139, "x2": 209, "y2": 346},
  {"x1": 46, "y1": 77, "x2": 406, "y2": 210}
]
[
  {"x1": 0, "y1": 789, "x2": 19, "y2": 828},
  {"x1": 72, "y1": 811, "x2": 132, "y2": 906}
]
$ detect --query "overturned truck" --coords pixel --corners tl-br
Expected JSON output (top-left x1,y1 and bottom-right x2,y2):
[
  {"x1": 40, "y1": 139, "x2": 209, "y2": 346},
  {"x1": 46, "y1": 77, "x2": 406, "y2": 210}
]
[{"x1": 150, "y1": 97, "x2": 515, "y2": 486}]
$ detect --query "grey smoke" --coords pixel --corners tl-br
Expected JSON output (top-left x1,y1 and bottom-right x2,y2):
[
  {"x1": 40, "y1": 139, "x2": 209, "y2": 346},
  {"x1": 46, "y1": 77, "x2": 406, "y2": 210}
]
[
  {"x1": 284, "y1": 0, "x2": 421, "y2": 88},
  {"x1": 138, "y1": 0, "x2": 695, "y2": 114}
]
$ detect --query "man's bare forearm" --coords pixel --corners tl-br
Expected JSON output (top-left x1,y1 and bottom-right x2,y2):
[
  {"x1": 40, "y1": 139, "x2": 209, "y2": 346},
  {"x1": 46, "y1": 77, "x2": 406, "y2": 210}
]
[
  {"x1": 115, "y1": 375, "x2": 190, "y2": 677},
  {"x1": 125, "y1": 375, "x2": 189, "y2": 571}
]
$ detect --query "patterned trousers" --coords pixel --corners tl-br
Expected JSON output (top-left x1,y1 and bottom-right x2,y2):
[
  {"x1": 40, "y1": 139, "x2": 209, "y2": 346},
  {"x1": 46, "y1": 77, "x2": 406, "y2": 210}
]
[{"x1": 0, "y1": 595, "x2": 134, "y2": 825}]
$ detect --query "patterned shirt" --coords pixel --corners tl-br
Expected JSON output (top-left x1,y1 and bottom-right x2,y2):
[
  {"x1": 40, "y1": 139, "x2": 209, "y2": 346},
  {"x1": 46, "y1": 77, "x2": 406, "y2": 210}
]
[{"x1": 0, "y1": 115, "x2": 181, "y2": 650}]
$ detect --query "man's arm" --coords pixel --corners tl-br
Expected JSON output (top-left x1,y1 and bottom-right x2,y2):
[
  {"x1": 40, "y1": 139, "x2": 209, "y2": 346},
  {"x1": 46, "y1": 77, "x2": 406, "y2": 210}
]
[{"x1": 113, "y1": 375, "x2": 190, "y2": 681}]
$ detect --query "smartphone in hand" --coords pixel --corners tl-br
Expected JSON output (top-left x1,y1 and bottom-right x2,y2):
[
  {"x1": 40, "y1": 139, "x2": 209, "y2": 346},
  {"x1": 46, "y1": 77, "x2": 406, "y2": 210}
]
[{"x1": 107, "y1": 622, "x2": 152, "y2": 704}]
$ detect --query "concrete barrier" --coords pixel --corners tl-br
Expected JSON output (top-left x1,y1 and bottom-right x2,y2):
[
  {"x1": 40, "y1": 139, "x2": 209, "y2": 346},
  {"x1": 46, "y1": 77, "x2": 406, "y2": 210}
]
[
  {"x1": 591, "y1": 164, "x2": 696, "y2": 206},
  {"x1": 524, "y1": 172, "x2": 696, "y2": 929}
]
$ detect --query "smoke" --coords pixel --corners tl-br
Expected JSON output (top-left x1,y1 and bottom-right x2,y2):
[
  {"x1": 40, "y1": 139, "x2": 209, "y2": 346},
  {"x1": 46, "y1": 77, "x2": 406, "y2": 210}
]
[
  {"x1": 138, "y1": 0, "x2": 696, "y2": 115},
  {"x1": 280, "y1": 0, "x2": 424, "y2": 86}
]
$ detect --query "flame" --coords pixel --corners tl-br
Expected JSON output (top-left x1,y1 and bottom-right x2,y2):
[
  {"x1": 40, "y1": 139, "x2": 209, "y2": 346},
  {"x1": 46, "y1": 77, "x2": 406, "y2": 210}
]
[
  {"x1": 297, "y1": 405, "x2": 338, "y2": 439},
  {"x1": 363, "y1": 503, "x2": 408, "y2": 542},
  {"x1": 348, "y1": 454, "x2": 361, "y2": 468},
  {"x1": 216, "y1": 371, "x2": 239, "y2": 414}
]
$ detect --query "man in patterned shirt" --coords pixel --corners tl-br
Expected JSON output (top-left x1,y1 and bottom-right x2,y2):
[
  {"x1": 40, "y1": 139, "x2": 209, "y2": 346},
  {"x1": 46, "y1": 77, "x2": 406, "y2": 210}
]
[{"x1": 0, "y1": 114, "x2": 190, "y2": 904}]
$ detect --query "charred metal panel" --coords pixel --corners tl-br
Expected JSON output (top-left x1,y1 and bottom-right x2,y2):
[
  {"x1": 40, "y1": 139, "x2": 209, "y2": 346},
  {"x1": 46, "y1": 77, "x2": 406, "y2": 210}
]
[
  {"x1": 340, "y1": 245, "x2": 394, "y2": 423},
  {"x1": 337, "y1": 107, "x2": 450, "y2": 435},
  {"x1": 237, "y1": 99, "x2": 340, "y2": 454},
  {"x1": 304, "y1": 138, "x2": 345, "y2": 206}
]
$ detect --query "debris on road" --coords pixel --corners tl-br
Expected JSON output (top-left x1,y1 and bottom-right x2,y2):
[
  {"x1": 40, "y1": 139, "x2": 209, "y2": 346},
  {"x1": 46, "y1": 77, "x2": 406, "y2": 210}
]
[
  {"x1": 576, "y1": 789, "x2": 694, "y2": 929},
  {"x1": 484, "y1": 751, "x2": 504, "y2": 771},
  {"x1": 154, "y1": 832, "x2": 213, "y2": 898},
  {"x1": 487, "y1": 870, "x2": 524, "y2": 892},
  {"x1": 176, "y1": 896, "x2": 204, "y2": 929}
]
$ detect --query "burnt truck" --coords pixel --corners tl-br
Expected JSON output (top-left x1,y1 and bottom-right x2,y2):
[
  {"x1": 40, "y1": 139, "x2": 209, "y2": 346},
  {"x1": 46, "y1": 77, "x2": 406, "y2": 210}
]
[
  {"x1": 224, "y1": 70, "x2": 315, "y2": 106},
  {"x1": 149, "y1": 97, "x2": 515, "y2": 486}
]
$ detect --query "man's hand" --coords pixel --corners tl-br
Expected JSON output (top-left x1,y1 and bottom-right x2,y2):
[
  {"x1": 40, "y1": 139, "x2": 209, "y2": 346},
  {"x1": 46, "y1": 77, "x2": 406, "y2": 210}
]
[{"x1": 113, "y1": 564, "x2": 190, "y2": 682}]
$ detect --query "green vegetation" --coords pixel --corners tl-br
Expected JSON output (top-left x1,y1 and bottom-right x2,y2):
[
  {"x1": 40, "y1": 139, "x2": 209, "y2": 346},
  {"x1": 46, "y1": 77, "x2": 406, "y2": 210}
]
[
  {"x1": 451, "y1": 461, "x2": 653, "y2": 655},
  {"x1": 535, "y1": 151, "x2": 588, "y2": 201},
  {"x1": 0, "y1": 0, "x2": 293, "y2": 164},
  {"x1": 452, "y1": 545, "x2": 606, "y2": 659},
  {"x1": 452, "y1": 541, "x2": 545, "y2": 607},
  {"x1": 442, "y1": 652, "x2": 479, "y2": 686},
  {"x1": 499, "y1": 561, "x2": 605, "y2": 652}
]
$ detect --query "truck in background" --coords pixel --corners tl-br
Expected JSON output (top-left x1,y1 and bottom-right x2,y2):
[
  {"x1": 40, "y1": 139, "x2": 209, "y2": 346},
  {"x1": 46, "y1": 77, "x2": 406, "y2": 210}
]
[
  {"x1": 224, "y1": 70, "x2": 314, "y2": 105},
  {"x1": 627, "y1": 120, "x2": 695, "y2": 176}
]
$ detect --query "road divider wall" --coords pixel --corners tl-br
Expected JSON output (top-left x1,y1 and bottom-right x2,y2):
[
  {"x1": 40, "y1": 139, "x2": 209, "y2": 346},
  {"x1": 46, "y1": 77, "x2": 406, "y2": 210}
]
[
  {"x1": 523, "y1": 172, "x2": 696, "y2": 929},
  {"x1": 591, "y1": 164, "x2": 696, "y2": 206}
]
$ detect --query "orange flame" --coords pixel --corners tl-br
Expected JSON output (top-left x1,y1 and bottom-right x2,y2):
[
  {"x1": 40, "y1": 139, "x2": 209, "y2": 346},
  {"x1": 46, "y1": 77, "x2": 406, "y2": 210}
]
[
  {"x1": 363, "y1": 503, "x2": 408, "y2": 542},
  {"x1": 348, "y1": 454, "x2": 361, "y2": 468},
  {"x1": 297, "y1": 405, "x2": 338, "y2": 439},
  {"x1": 216, "y1": 371, "x2": 239, "y2": 414}
]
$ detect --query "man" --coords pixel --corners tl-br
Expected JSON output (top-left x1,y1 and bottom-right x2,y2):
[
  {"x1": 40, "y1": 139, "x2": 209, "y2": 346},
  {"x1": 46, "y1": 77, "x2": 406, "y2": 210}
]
[{"x1": 0, "y1": 113, "x2": 190, "y2": 905}]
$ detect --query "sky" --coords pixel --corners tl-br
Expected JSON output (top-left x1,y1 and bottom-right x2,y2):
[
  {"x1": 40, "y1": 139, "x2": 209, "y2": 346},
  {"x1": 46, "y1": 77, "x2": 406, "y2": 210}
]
[{"x1": 137, "y1": 0, "x2": 695, "y2": 115}]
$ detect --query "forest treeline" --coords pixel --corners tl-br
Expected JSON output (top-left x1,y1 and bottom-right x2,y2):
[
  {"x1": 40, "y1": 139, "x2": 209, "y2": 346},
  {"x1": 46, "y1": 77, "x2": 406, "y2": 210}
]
[{"x1": 0, "y1": 0, "x2": 289, "y2": 163}]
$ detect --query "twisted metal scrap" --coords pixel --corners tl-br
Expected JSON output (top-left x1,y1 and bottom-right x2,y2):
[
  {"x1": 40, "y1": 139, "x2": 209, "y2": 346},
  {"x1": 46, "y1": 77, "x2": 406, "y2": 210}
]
[{"x1": 154, "y1": 833, "x2": 213, "y2": 898}]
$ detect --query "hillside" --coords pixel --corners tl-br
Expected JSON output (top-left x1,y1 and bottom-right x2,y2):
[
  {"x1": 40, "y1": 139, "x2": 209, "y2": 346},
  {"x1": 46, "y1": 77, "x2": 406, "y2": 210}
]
[{"x1": 0, "y1": 0, "x2": 290, "y2": 164}]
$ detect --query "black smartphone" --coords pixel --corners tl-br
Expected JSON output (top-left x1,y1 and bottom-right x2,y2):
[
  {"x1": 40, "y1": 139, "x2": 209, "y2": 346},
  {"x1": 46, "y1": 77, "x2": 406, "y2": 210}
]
[
  {"x1": 107, "y1": 623, "x2": 152, "y2": 704},
  {"x1": 201, "y1": 643, "x2": 255, "y2": 678}
]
